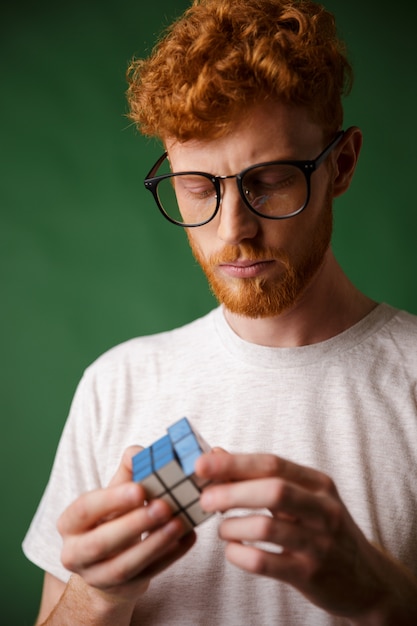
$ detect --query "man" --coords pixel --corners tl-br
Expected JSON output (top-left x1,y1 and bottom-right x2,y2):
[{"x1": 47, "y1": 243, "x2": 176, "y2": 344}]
[{"x1": 23, "y1": 0, "x2": 417, "y2": 624}]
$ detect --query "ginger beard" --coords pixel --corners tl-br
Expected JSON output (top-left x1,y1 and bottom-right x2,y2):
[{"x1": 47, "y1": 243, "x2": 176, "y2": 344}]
[{"x1": 186, "y1": 189, "x2": 334, "y2": 319}]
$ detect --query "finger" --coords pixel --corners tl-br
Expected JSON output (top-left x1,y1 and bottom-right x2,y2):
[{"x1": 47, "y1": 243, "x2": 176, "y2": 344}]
[
  {"x1": 58, "y1": 482, "x2": 146, "y2": 535},
  {"x1": 109, "y1": 446, "x2": 143, "y2": 487},
  {"x1": 80, "y1": 516, "x2": 192, "y2": 589},
  {"x1": 219, "y1": 514, "x2": 312, "y2": 553},
  {"x1": 201, "y1": 478, "x2": 341, "y2": 531},
  {"x1": 117, "y1": 516, "x2": 192, "y2": 577},
  {"x1": 196, "y1": 452, "x2": 334, "y2": 493},
  {"x1": 224, "y1": 540, "x2": 303, "y2": 584},
  {"x1": 61, "y1": 498, "x2": 175, "y2": 570},
  {"x1": 140, "y1": 529, "x2": 197, "y2": 580}
]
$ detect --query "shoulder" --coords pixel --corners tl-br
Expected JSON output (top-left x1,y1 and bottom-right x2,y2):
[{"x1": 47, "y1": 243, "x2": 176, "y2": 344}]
[
  {"x1": 388, "y1": 306, "x2": 417, "y2": 330},
  {"x1": 380, "y1": 305, "x2": 417, "y2": 340},
  {"x1": 83, "y1": 307, "x2": 221, "y2": 379},
  {"x1": 370, "y1": 304, "x2": 417, "y2": 368}
]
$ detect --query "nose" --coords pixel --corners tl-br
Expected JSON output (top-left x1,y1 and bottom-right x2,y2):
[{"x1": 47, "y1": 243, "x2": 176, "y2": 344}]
[{"x1": 216, "y1": 179, "x2": 259, "y2": 245}]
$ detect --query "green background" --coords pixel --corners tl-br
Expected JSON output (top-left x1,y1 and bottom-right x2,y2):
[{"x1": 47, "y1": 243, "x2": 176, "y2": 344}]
[{"x1": 1, "y1": 1, "x2": 416, "y2": 623}]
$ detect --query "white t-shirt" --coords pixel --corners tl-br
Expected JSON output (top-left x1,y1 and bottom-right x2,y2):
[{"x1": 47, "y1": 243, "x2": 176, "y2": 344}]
[{"x1": 23, "y1": 304, "x2": 417, "y2": 625}]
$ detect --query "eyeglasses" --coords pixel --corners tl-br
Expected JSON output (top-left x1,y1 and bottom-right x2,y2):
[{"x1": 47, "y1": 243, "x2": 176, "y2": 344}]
[{"x1": 144, "y1": 131, "x2": 344, "y2": 227}]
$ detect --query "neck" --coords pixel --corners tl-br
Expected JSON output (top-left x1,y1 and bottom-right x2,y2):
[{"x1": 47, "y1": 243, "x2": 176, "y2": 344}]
[{"x1": 223, "y1": 249, "x2": 377, "y2": 347}]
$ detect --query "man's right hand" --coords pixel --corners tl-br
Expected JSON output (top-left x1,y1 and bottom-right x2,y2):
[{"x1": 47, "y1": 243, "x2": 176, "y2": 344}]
[{"x1": 47, "y1": 446, "x2": 196, "y2": 623}]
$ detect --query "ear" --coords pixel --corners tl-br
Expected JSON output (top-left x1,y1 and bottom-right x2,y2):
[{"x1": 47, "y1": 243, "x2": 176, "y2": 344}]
[{"x1": 331, "y1": 126, "x2": 363, "y2": 198}]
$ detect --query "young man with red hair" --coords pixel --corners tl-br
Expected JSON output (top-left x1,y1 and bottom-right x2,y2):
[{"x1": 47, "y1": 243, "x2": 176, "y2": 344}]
[{"x1": 23, "y1": 1, "x2": 417, "y2": 623}]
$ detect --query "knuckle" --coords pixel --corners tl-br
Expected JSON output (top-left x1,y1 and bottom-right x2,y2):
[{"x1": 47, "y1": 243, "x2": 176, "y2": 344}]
[
  {"x1": 263, "y1": 454, "x2": 283, "y2": 476},
  {"x1": 60, "y1": 544, "x2": 78, "y2": 572},
  {"x1": 256, "y1": 515, "x2": 276, "y2": 541},
  {"x1": 62, "y1": 532, "x2": 108, "y2": 572},
  {"x1": 268, "y1": 478, "x2": 288, "y2": 507},
  {"x1": 110, "y1": 560, "x2": 134, "y2": 585},
  {"x1": 71, "y1": 496, "x2": 92, "y2": 527},
  {"x1": 310, "y1": 533, "x2": 333, "y2": 563},
  {"x1": 57, "y1": 497, "x2": 89, "y2": 536},
  {"x1": 302, "y1": 555, "x2": 321, "y2": 584},
  {"x1": 248, "y1": 548, "x2": 270, "y2": 575},
  {"x1": 317, "y1": 472, "x2": 338, "y2": 496},
  {"x1": 82, "y1": 532, "x2": 109, "y2": 563},
  {"x1": 56, "y1": 513, "x2": 66, "y2": 536},
  {"x1": 326, "y1": 499, "x2": 344, "y2": 532}
]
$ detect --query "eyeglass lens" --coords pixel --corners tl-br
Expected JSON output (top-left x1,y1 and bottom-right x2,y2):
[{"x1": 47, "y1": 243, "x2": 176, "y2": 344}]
[{"x1": 156, "y1": 164, "x2": 308, "y2": 225}]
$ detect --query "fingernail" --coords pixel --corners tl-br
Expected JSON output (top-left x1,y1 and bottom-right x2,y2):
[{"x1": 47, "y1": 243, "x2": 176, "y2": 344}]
[
  {"x1": 125, "y1": 482, "x2": 141, "y2": 502},
  {"x1": 197, "y1": 454, "x2": 215, "y2": 477},
  {"x1": 163, "y1": 518, "x2": 183, "y2": 537},
  {"x1": 147, "y1": 500, "x2": 170, "y2": 522}
]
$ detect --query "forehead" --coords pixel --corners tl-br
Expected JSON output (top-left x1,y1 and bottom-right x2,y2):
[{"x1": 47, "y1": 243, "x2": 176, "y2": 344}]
[{"x1": 165, "y1": 100, "x2": 324, "y2": 173}]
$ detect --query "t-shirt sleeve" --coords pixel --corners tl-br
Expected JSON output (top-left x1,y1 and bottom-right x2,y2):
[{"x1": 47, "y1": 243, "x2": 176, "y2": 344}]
[{"x1": 22, "y1": 370, "x2": 104, "y2": 582}]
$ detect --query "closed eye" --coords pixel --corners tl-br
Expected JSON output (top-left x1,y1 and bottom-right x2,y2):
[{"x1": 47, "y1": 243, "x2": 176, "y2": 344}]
[
  {"x1": 245, "y1": 165, "x2": 299, "y2": 193},
  {"x1": 174, "y1": 175, "x2": 216, "y2": 201}
]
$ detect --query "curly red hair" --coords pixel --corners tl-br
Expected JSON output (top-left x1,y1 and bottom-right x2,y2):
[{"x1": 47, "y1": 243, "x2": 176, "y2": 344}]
[{"x1": 126, "y1": 0, "x2": 352, "y2": 141}]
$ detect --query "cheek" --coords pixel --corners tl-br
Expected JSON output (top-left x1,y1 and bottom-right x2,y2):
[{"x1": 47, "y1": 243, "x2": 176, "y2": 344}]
[{"x1": 186, "y1": 226, "x2": 218, "y2": 260}]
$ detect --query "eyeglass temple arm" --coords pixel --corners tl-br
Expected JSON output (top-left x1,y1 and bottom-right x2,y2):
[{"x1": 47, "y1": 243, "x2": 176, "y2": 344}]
[
  {"x1": 313, "y1": 130, "x2": 345, "y2": 170},
  {"x1": 145, "y1": 152, "x2": 168, "y2": 179}
]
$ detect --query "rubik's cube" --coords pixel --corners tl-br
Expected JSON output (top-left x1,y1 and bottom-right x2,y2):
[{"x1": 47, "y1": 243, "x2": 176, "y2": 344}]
[{"x1": 132, "y1": 417, "x2": 213, "y2": 531}]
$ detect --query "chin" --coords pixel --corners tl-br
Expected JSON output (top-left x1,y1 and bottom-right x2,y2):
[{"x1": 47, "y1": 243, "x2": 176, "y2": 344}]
[{"x1": 211, "y1": 277, "x2": 301, "y2": 319}]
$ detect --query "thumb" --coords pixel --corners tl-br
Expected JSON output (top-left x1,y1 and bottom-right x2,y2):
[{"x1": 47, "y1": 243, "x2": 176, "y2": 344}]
[{"x1": 108, "y1": 445, "x2": 143, "y2": 487}]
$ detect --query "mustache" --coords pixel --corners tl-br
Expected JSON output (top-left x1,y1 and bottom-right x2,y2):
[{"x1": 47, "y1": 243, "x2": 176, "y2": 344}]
[{"x1": 208, "y1": 243, "x2": 291, "y2": 267}]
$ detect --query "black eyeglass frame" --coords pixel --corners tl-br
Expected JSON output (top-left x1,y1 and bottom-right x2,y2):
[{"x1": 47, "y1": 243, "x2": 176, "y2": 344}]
[{"x1": 144, "y1": 130, "x2": 345, "y2": 227}]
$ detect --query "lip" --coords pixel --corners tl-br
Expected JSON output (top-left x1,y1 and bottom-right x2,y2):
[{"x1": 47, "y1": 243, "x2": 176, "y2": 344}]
[{"x1": 218, "y1": 259, "x2": 275, "y2": 278}]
